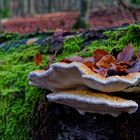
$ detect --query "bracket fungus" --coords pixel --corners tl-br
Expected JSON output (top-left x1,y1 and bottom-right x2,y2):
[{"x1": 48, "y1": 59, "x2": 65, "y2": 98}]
[
  {"x1": 28, "y1": 62, "x2": 139, "y2": 117},
  {"x1": 47, "y1": 90, "x2": 138, "y2": 117}
]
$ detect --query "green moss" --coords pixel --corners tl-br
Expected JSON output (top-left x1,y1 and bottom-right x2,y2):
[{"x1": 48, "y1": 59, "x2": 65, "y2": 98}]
[
  {"x1": 0, "y1": 44, "x2": 46, "y2": 140},
  {"x1": 77, "y1": 24, "x2": 140, "y2": 57}
]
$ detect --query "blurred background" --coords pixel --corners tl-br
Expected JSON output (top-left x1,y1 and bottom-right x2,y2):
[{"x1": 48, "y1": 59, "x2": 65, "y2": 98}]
[{"x1": 0, "y1": 0, "x2": 140, "y2": 34}]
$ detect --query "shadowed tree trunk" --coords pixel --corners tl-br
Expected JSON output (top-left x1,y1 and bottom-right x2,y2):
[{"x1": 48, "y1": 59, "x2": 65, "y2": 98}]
[
  {"x1": 23, "y1": 0, "x2": 28, "y2": 16},
  {"x1": 73, "y1": 0, "x2": 91, "y2": 29},
  {"x1": 30, "y1": 0, "x2": 35, "y2": 16}
]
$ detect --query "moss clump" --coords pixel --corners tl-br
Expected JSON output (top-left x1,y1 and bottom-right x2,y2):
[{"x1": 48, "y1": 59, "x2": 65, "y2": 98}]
[
  {"x1": 78, "y1": 24, "x2": 140, "y2": 57},
  {"x1": 0, "y1": 44, "x2": 47, "y2": 140},
  {"x1": 55, "y1": 35, "x2": 84, "y2": 61}
]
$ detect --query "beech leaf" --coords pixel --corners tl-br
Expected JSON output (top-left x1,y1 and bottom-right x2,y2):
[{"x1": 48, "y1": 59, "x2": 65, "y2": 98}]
[
  {"x1": 83, "y1": 57, "x2": 95, "y2": 64},
  {"x1": 117, "y1": 45, "x2": 134, "y2": 63},
  {"x1": 35, "y1": 52, "x2": 42, "y2": 65},
  {"x1": 93, "y1": 49, "x2": 109, "y2": 63},
  {"x1": 61, "y1": 56, "x2": 83, "y2": 63},
  {"x1": 128, "y1": 60, "x2": 140, "y2": 73},
  {"x1": 96, "y1": 55, "x2": 116, "y2": 68},
  {"x1": 136, "y1": 50, "x2": 140, "y2": 59}
]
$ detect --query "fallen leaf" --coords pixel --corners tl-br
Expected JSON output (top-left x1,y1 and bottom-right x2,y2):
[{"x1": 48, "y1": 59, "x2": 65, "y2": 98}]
[
  {"x1": 128, "y1": 60, "x2": 140, "y2": 73},
  {"x1": 83, "y1": 57, "x2": 95, "y2": 64},
  {"x1": 136, "y1": 50, "x2": 140, "y2": 59},
  {"x1": 96, "y1": 55, "x2": 116, "y2": 68},
  {"x1": 35, "y1": 52, "x2": 42, "y2": 65},
  {"x1": 93, "y1": 49, "x2": 109, "y2": 63},
  {"x1": 117, "y1": 45, "x2": 134, "y2": 63},
  {"x1": 61, "y1": 56, "x2": 83, "y2": 63},
  {"x1": 68, "y1": 56, "x2": 83, "y2": 62},
  {"x1": 61, "y1": 58, "x2": 72, "y2": 63}
]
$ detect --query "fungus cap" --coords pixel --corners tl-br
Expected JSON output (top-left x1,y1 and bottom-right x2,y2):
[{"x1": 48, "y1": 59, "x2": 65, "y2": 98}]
[
  {"x1": 28, "y1": 62, "x2": 140, "y2": 93},
  {"x1": 47, "y1": 89, "x2": 138, "y2": 117}
]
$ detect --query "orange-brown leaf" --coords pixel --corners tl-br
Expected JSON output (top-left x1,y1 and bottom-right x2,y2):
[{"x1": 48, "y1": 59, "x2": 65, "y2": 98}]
[
  {"x1": 35, "y1": 52, "x2": 42, "y2": 65},
  {"x1": 60, "y1": 58, "x2": 72, "y2": 63},
  {"x1": 136, "y1": 50, "x2": 140, "y2": 59},
  {"x1": 96, "y1": 55, "x2": 116, "y2": 68},
  {"x1": 93, "y1": 49, "x2": 109, "y2": 63},
  {"x1": 84, "y1": 61, "x2": 93, "y2": 69}
]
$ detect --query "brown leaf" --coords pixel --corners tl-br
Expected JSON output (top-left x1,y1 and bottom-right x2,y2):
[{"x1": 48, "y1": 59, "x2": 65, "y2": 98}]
[
  {"x1": 128, "y1": 60, "x2": 140, "y2": 73},
  {"x1": 96, "y1": 55, "x2": 117, "y2": 68},
  {"x1": 136, "y1": 50, "x2": 140, "y2": 59},
  {"x1": 35, "y1": 52, "x2": 42, "y2": 65},
  {"x1": 61, "y1": 58, "x2": 72, "y2": 63},
  {"x1": 68, "y1": 56, "x2": 83, "y2": 62},
  {"x1": 93, "y1": 49, "x2": 109, "y2": 63},
  {"x1": 95, "y1": 68, "x2": 108, "y2": 77},
  {"x1": 61, "y1": 56, "x2": 83, "y2": 63},
  {"x1": 117, "y1": 45, "x2": 134, "y2": 63},
  {"x1": 83, "y1": 57, "x2": 95, "y2": 64},
  {"x1": 84, "y1": 61, "x2": 93, "y2": 69}
]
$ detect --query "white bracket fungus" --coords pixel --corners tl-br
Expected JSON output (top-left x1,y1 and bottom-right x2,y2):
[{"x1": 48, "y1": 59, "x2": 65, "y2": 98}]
[{"x1": 28, "y1": 62, "x2": 139, "y2": 117}]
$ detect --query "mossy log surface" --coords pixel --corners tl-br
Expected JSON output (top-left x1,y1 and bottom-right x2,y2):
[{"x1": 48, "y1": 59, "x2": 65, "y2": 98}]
[{"x1": 1, "y1": 24, "x2": 140, "y2": 140}]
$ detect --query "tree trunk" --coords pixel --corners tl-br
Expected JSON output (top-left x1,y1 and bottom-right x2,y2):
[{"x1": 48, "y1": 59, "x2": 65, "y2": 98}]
[
  {"x1": 48, "y1": 0, "x2": 52, "y2": 12},
  {"x1": 73, "y1": 0, "x2": 91, "y2": 29},
  {"x1": 30, "y1": 0, "x2": 35, "y2": 16},
  {"x1": 80, "y1": 0, "x2": 91, "y2": 21},
  {"x1": 23, "y1": 0, "x2": 28, "y2": 16}
]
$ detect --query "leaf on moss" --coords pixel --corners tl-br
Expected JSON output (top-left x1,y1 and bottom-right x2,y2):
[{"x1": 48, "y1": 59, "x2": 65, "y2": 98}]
[
  {"x1": 96, "y1": 55, "x2": 116, "y2": 68},
  {"x1": 117, "y1": 45, "x2": 134, "y2": 63},
  {"x1": 128, "y1": 60, "x2": 140, "y2": 73},
  {"x1": 34, "y1": 52, "x2": 42, "y2": 65},
  {"x1": 136, "y1": 50, "x2": 140, "y2": 59},
  {"x1": 93, "y1": 49, "x2": 109, "y2": 63},
  {"x1": 61, "y1": 56, "x2": 83, "y2": 63}
]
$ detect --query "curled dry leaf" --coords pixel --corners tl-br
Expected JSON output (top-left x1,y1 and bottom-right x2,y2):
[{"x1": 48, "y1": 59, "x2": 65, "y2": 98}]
[
  {"x1": 128, "y1": 60, "x2": 140, "y2": 73},
  {"x1": 96, "y1": 55, "x2": 116, "y2": 68},
  {"x1": 117, "y1": 45, "x2": 134, "y2": 63},
  {"x1": 55, "y1": 45, "x2": 140, "y2": 77},
  {"x1": 136, "y1": 50, "x2": 140, "y2": 59},
  {"x1": 83, "y1": 57, "x2": 95, "y2": 64},
  {"x1": 68, "y1": 56, "x2": 83, "y2": 62},
  {"x1": 61, "y1": 56, "x2": 83, "y2": 63},
  {"x1": 93, "y1": 49, "x2": 109, "y2": 63}
]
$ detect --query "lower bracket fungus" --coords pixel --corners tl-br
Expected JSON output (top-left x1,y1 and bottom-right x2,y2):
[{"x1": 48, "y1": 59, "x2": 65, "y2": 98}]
[
  {"x1": 47, "y1": 89, "x2": 138, "y2": 117},
  {"x1": 28, "y1": 62, "x2": 139, "y2": 117}
]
